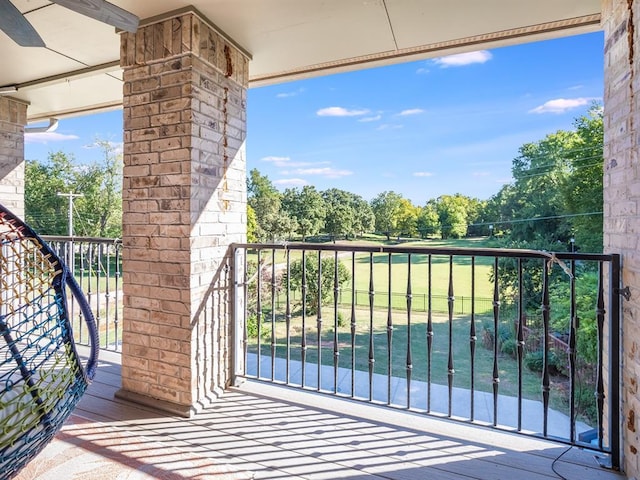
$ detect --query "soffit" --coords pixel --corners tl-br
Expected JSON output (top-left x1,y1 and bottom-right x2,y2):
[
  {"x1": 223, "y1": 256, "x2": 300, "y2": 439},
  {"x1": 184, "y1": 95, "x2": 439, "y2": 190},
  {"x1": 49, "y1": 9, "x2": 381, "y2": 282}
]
[{"x1": 0, "y1": 0, "x2": 601, "y2": 121}]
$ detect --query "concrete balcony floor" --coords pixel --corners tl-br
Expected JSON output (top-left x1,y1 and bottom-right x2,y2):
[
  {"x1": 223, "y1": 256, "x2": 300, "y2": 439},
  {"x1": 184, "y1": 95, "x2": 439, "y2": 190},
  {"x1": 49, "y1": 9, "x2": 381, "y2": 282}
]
[{"x1": 15, "y1": 349, "x2": 625, "y2": 480}]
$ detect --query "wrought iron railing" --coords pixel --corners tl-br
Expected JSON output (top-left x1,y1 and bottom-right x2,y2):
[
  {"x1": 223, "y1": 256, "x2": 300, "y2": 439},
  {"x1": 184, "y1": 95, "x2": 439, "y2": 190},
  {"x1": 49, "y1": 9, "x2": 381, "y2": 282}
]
[
  {"x1": 46, "y1": 236, "x2": 621, "y2": 467},
  {"x1": 232, "y1": 242, "x2": 621, "y2": 469},
  {"x1": 43, "y1": 236, "x2": 123, "y2": 352}
]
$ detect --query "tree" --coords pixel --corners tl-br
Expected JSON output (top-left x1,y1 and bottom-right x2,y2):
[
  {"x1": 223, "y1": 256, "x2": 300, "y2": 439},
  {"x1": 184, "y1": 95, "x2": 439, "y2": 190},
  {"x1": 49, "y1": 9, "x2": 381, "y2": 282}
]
[
  {"x1": 73, "y1": 141, "x2": 122, "y2": 237},
  {"x1": 370, "y1": 191, "x2": 404, "y2": 240},
  {"x1": 486, "y1": 106, "x2": 603, "y2": 252},
  {"x1": 25, "y1": 152, "x2": 74, "y2": 234},
  {"x1": 484, "y1": 184, "x2": 519, "y2": 236},
  {"x1": 508, "y1": 129, "x2": 576, "y2": 243},
  {"x1": 396, "y1": 198, "x2": 420, "y2": 237},
  {"x1": 322, "y1": 188, "x2": 357, "y2": 240},
  {"x1": 416, "y1": 203, "x2": 439, "y2": 238},
  {"x1": 561, "y1": 105, "x2": 604, "y2": 253},
  {"x1": 285, "y1": 254, "x2": 351, "y2": 314},
  {"x1": 247, "y1": 169, "x2": 296, "y2": 241},
  {"x1": 282, "y1": 185, "x2": 326, "y2": 240},
  {"x1": 464, "y1": 197, "x2": 486, "y2": 237},
  {"x1": 247, "y1": 204, "x2": 258, "y2": 242},
  {"x1": 549, "y1": 270, "x2": 599, "y2": 364},
  {"x1": 25, "y1": 142, "x2": 123, "y2": 237},
  {"x1": 349, "y1": 195, "x2": 375, "y2": 236},
  {"x1": 435, "y1": 194, "x2": 469, "y2": 239}
]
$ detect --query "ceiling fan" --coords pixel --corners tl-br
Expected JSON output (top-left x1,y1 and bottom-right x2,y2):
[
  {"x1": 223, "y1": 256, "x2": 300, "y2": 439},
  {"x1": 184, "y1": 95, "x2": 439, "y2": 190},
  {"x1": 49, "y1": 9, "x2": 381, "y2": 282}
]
[{"x1": 0, "y1": 0, "x2": 139, "y2": 47}]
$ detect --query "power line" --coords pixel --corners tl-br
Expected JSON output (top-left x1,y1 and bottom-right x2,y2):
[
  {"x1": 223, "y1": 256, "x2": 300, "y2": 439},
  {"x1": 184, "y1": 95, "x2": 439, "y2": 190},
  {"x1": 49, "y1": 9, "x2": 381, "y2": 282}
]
[
  {"x1": 469, "y1": 211, "x2": 602, "y2": 229},
  {"x1": 56, "y1": 191, "x2": 83, "y2": 236}
]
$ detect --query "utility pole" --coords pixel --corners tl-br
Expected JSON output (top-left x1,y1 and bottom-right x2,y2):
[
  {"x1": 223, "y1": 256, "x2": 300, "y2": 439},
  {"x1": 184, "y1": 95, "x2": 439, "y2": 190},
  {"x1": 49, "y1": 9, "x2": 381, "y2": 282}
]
[
  {"x1": 57, "y1": 191, "x2": 83, "y2": 271},
  {"x1": 57, "y1": 191, "x2": 83, "y2": 236}
]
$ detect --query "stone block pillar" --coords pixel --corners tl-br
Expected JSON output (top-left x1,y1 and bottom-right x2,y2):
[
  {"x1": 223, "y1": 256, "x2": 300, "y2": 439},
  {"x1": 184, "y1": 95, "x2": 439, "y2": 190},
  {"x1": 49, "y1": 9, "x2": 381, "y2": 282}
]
[
  {"x1": 603, "y1": 0, "x2": 640, "y2": 475},
  {"x1": 116, "y1": 8, "x2": 249, "y2": 416},
  {"x1": 0, "y1": 97, "x2": 28, "y2": 216}
]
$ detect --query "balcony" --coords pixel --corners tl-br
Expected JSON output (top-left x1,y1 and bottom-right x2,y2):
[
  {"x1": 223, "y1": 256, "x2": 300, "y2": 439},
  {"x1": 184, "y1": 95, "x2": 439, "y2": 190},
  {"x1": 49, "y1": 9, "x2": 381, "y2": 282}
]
[
  {"x1": 14, "y1": 348, "x2": 625, "y2": 479},
  {"x1": 24, "y1": 237, "x2": 625, "y2": 479}
]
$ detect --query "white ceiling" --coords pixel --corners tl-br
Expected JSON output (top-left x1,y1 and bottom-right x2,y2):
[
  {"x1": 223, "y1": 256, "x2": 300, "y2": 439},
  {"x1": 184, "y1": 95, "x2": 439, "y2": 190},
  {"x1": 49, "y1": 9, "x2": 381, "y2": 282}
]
[{"x1": 0, "y1": 0, "x2": 602, "y2": 122}]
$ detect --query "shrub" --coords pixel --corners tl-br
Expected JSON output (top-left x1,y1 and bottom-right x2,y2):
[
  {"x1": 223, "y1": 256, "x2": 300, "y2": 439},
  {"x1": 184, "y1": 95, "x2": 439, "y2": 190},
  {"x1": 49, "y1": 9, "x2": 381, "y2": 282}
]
[
  {"x1": 501, "y1": 338, "x2": 518, "y2": 358},
  {"x1": 525, "y1": 350, "x2": 545, "y2": 372},
  {"x1": 525, "y1": 350, "x2": 562, "y2": 375},
  {"x1": 246, "y1": 313, "x2": 271, "y2": 340},
  {"x1": 481, "y1": 320, "x2": 515, "y2": 353},
  {"x1": 284, "y1": 254, "x2": 351, "y2": 315}
]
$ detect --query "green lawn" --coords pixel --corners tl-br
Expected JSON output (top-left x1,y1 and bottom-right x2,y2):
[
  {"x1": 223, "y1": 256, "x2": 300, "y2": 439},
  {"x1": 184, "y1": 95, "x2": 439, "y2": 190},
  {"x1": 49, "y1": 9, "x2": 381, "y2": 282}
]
[
  {"x1": 248, "y1": 306, "x2": 592, "y2": 423},
  {"x1": 250, "y1": 307, "x2": 542, "y2": 398},
  {"x1": 342, "y1": 250, "x2": 495, "y2": 313},
  {"x1": 250, "y1": 237, "x2": 499, "y2": 315},
  {"x1": 245, "y1": 237, "x2": 596, "y2": 424}
]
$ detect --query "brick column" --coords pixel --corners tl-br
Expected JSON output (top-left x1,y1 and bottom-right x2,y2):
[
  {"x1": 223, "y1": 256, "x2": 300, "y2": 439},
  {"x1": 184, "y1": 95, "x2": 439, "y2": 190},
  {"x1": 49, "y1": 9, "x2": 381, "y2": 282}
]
[
  {"x1": 603, "y1": 0, "x2": 640, "y2": 475},
  {"x1": 0, "y1": 97, "x2": 28, "y2": 217},
  {"x1": 116, "y1": 9, "x2": 249, "y2": 416}
]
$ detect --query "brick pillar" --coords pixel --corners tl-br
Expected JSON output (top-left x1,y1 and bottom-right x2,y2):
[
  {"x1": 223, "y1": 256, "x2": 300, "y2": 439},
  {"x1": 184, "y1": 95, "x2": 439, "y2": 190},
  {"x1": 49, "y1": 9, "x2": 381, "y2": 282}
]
[
  {"x1": 603, "y1": 0, "x2": 640, "y2": 475},
  {"x1": 116, "y1": 9, "x2": 249, "y2": 416},
  {"x1": 0, "y1": 97, "x2": 28, "y2": 217}
]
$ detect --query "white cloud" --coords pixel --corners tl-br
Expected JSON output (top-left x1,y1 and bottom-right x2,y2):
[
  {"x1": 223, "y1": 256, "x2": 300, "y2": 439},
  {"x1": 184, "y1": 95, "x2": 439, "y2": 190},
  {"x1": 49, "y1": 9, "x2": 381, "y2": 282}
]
[
  {"x1": 261, "y1": 156, "x2": 328, "y2": 168},
  {"x1": 274, "y1": 178, "x2": 308, "y2": 187},
  {"x1": 528, "y1": 97, "x2": 594, "y2": 114},
  {"x1": 285, "y1": 167, "x2": 353, "y2": 179},
  {"x1": 25, "y1": 132, "x2": 79, "y2": 144},
  {"x1": 434, "y1": 50, "x2": 492, "y2": 67},
  {"x1": 359, "y1": 114, "x2": 382, "y2": 122},
  {"x1": 317, "y1": 106, "x2": 369, "y2": 117},
  {"x1": 398, "y1": 109, "x2": 424, "y2": 116},
  {"x1": 416, "y1": 67, "x2": 429, "y2": 75},
  {"x1": 83, "y1": 140, "x2": 124, "y2": 154},
  {"x1": 261, "y1": 155, "x2": 291, "y2": 167},
  {"x1": 276, "y1": 88, "x2": 305, "y2": 98},
  {"x1": 413, "y1": 172, "x2": 434, "y2": 177}
]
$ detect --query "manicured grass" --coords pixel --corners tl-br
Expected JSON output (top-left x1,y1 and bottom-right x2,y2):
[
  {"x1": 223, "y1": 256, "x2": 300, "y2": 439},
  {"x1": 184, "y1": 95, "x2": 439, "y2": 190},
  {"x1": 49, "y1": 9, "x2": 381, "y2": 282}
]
[
  {"x1": 341, "y1": 250, "x2": 495, "y2": 313},
  {"x1": 74, "y1": 273, "x2": 121, "y2": 294},
  {"x1": 246, "y1": 237, "x2": 590, "y2": 422},
  {"x1": 248, "y1": 306, "x2": 583, "y2": 420},
  {"x1": 249, "y1": 237, "x2": 499, "y2": 315},
  {"x1": 250, "y1": 307, "x2": 542, "y2": 399}
]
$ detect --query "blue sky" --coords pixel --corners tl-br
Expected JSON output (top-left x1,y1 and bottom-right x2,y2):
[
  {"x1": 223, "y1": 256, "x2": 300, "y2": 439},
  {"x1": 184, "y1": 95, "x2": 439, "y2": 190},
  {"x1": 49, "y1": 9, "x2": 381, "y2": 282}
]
[{"x1": 25, "y1": 31, "x2": 603, "y2": 205}]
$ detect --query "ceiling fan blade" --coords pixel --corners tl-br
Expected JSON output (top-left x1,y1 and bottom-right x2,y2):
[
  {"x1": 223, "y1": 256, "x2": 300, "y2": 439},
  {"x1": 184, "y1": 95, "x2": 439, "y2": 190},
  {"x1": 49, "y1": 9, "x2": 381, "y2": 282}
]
[
  {"x1": 50, "y1": 0, "x2": 138, "y2": 33},
  {"x1": 0, "y1": 0, "x2": 45, "y2": 47}
]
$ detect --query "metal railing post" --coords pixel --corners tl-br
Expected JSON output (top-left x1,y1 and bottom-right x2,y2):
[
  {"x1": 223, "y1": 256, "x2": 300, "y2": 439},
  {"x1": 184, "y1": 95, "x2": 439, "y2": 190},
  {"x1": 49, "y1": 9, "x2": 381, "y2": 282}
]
[
  {"x1": 232, "y1": 246, "x2": 245, "y2": 386},
  {"x1": 609, "y1": 254, "x2": 621, "y2": 470}
]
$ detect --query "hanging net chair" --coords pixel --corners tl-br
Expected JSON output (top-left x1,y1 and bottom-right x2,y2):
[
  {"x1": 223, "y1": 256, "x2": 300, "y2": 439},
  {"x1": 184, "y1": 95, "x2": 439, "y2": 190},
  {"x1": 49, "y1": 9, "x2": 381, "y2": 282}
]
[{"x1": 0, "y1": 204, "x2": 98, "y2": 479}]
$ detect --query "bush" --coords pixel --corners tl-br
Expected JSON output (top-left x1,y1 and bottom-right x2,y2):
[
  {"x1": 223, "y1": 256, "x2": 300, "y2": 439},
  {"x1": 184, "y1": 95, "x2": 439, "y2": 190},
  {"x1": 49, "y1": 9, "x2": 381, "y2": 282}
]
[
  {"x1": 481, "y1": 320, "x2": 515, "y2": 352},
  {"x1": 501, "y1": 338, "x2": 518, "y2": 358},
  {"x1": 285, "y1": 254, "x2": 351, "y2": 315},
  {"x1": 524, "y1": 350, "x2": 545, "y2": 372},
  {"x1": 246, "y1": 313, "x2": 271, "y2": 340},
  {"x1": 524, "y1": 350, "x2": 562, "y2": 375}
]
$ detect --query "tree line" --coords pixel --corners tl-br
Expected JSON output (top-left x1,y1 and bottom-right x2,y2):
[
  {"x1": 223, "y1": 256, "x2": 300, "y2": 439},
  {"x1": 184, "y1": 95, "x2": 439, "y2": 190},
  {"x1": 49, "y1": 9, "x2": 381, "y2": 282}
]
[
  {"x1": 248, "y1": 169, "x2": 485, "y2": 243},
  {"x1": 249, "y1": 105, "x2": 603, "y2": 252},
  {"x1": 23, "y1": 105, "x2": 602, "y2": 253}
]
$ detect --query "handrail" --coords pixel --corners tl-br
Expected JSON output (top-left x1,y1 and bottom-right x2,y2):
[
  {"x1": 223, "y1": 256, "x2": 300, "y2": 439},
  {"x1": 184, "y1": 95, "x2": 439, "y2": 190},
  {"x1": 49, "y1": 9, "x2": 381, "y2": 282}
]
[
  {"x1": 232, "y1": 242, "x2": 622, "y2": 469},
  {"x1": 233, "y1": 241, "x2": 617, "y2": 262},
  {"x1": 40, "y1": 236, "x2": 123, "y2": 352}
]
